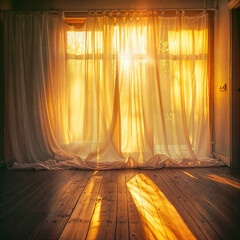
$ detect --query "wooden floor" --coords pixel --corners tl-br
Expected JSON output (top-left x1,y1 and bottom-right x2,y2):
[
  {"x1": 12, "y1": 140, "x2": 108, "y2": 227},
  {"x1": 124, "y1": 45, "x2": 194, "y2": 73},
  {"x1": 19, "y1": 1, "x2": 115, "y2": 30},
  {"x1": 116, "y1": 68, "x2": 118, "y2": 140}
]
[{"x1": 0, "y1": 167, "x2": 239, "y2": 240}]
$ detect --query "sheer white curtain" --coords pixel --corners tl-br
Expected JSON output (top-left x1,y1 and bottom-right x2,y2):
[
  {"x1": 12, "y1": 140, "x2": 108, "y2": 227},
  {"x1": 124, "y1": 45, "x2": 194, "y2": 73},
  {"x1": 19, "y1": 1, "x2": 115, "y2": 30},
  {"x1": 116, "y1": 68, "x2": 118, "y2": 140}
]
[
  {"x1": 4, "y1": 13, "x2": 74, "y2": 168},
  {"x1": 4, "y1": 11, "x2": 222, "y2": 170}
]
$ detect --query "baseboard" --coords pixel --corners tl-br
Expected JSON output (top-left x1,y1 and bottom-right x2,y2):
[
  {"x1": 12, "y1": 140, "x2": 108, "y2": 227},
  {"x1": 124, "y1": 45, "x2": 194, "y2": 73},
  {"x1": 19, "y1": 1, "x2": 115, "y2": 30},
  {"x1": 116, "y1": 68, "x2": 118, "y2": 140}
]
[
  {"x1": 0, "y1": 160, "x2": 6, "y2": 168},
  {"x1": 214, "y1": 152, "x2": 231, "y2": 167}
]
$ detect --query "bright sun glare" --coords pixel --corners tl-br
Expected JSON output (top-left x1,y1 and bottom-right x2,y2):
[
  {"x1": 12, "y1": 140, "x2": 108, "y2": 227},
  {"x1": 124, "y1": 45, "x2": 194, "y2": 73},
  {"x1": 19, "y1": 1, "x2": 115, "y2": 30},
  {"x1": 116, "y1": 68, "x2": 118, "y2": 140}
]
[
  {"x1": 127, "y1": 173, "x2": 196, "y2": 240},
  {"x1": 66, "y1": 27, "x2": 207, "y2": 153}
]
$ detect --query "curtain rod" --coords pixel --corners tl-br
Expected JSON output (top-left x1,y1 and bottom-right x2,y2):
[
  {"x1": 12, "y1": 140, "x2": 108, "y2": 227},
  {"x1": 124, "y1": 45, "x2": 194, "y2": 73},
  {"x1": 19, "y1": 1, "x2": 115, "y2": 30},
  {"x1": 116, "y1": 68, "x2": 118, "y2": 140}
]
[
  {"x1": 0, "y1": 8, "x2": 217, "y2": 13},
  {"x1": 62, "y1": 9, "x2": 216, "y2": 18},
  {"x1": 59, "y1": 8, "x2": 217, "y2": 13},
  {"x1": 64, "y1": 8, "x2": 217, "y2": 11}
]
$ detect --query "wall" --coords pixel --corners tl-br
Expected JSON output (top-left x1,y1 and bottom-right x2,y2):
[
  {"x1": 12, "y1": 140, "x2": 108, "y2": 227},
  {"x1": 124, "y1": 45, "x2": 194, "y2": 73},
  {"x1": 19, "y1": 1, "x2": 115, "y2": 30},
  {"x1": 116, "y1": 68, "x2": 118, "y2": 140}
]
[
  {"x1": 1, "y1": 0, "x2": 217, "y2": 10},
  {"x1": 0, "y1": 13, "x2": 4, "y2": 166},
  {"x1": 213, "y1": 0, "x2": 230, "y2": 165},
  {"x1": 1, "y1": 0, "x2": 229, "y2": 166}
]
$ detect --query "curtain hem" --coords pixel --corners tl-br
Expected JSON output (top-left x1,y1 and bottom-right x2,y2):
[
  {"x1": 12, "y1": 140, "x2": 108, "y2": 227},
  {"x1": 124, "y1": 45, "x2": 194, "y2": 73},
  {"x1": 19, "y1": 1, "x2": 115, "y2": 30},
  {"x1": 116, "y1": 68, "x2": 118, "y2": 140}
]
[{"x1": 8, "y1": 155, "x2": 224, "y2": 170}]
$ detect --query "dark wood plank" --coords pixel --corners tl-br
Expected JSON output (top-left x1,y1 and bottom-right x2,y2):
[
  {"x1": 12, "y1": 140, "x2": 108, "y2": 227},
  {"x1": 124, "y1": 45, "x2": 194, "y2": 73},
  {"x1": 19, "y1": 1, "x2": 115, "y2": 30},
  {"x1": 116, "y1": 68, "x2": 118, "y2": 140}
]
[
  {"x1": 158, "y1": 169, "x2": 220, "y2": 240},
  {"x1": 116, "y1": 170, "x2": 129, "y2": 240},
  {"x1": 146, "y1": 169, "x2": 207, "y2": 240},
  {"x1": 0, "y1": 170, "x2": 36, "y2": 196},
  {"x1": 125, "y1": 169, "x2": 150, "y2": 240},
  {"x1": 190, "y1": 168, "x2": 240, "y2": 205},
  {"x1": 168, "y1": 168, "x2": 236, "y2": 240},
  {"x1": 59, "y1": 170, "x2": 104, "y2": 240},
  {"x1": 141, "y1": 170, "x2": 197, "y2": 240},
  {"x1": 174, "y1": 168, "x2": 239, "y2": 226},
  {"x1": 134, "y1": 170, "x2": 168, "y2": 240},
  {"x1": 86, "y1": 170, "x2": 118, "y2": 240},
  {"x1": 0, "y1": 170, "x2": 63, "y2": 237},
  {"x1": 0, "y1": 167, "x2": 239, "y2": 240},
  {"x1": 29, "y1": 170, "x2": 93, "y2": 240},
  {"x1": 204, "y1": 167, "x2": 240, "y2": 181},
  {"x1": 0, "y1": 170, "x2": 43, "y2": 206},
  {"x1": 188, "y1": 168, "x2": 240, "y2": 212},
  {"x1": 1, "y1": 170, "x2": 78, "y2": 240},
  {"x1": 196, "y1": 167, "x2": 240, "y2": 192}
]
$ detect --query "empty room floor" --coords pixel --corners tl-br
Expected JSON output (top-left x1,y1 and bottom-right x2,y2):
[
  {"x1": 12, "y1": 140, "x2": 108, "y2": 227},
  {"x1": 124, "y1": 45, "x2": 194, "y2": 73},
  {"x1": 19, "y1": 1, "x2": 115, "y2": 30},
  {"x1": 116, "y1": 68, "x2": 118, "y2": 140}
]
[{"x1": 0, "y1": 167, "x2": 239, "y2": 240}]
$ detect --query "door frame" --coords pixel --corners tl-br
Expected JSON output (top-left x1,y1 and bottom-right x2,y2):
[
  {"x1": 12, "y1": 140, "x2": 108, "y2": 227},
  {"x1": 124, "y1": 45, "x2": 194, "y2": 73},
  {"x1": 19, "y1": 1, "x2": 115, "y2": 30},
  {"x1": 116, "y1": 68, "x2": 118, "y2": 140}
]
[{"x1": 229, "y1": 0, "x2": 240, "y2": 168}]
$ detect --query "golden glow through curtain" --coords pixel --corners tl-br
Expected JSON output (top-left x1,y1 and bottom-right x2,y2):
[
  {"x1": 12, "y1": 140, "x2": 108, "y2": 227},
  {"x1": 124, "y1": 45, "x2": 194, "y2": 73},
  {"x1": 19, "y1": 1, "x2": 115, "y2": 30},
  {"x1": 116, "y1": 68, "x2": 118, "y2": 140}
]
[{"x1": 4, "y1": 11, "x2": 222, "y2": 169}]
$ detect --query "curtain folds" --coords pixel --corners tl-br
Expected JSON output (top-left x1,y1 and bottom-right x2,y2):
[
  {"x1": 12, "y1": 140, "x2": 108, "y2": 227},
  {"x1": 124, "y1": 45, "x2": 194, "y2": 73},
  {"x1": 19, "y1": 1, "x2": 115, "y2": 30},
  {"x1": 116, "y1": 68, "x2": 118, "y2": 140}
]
[{"x1": 4, "y1": 11, "x2": 222, "y2": 170}]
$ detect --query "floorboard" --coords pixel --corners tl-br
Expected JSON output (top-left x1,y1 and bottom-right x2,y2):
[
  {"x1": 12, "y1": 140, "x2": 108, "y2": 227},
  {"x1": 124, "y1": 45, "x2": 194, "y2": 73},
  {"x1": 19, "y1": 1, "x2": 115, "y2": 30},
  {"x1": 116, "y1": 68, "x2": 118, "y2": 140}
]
[
  {"x1": 59, "y1": 170, "x2": 104, "y2": 240},
  {"x1": 0, "y1": 167, "x2": 239, "y2": 240},
  {"x1": 29, "y1": 171, "x2": 92, "y2": 240},
  {"x1": 158, "y1": 169, "x2": 220, "y2": 240},
  {"x1": 166, "y1": 169, "x2": 233, "y2": 239},
  {"x1": 125, "y1": 169, "x2": 149, "y2": 240},
  {"x1": 116, "y1": 170, "x2": 129, "y2": 240}
]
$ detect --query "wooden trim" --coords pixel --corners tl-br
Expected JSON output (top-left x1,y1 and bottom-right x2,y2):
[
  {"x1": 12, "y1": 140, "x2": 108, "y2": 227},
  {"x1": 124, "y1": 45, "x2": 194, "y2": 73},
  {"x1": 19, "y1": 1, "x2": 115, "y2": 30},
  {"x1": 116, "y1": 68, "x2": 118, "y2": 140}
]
[
  {"x1": 65, "y1": 17, "x2": 86, "y2": 27},
  {"x1": 228, "y1": 0, "x2": 240, "y2": 9},
  {"x1": 230, "y1": 9, "x2": 240, "y2": 168},
  {"x1": 0, "y1": 13, "x2": 4, "y2": 164},
  {"x1": 208, "y1": 10, "x2": 214, "y2": 154},
  {"x1": 214, "y1": 152, "x2": 230, "y2": 167},
  {"x1": 64, "y1": 9, "x2": 215, "y2": 26}
]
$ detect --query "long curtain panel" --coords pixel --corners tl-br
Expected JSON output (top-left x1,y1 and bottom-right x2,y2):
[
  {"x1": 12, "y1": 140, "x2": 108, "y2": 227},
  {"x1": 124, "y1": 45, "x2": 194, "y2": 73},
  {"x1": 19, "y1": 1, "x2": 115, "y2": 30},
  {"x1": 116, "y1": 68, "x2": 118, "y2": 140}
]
[{"x1": 4, "y1": 11, "x2": 222, "y2": 169}]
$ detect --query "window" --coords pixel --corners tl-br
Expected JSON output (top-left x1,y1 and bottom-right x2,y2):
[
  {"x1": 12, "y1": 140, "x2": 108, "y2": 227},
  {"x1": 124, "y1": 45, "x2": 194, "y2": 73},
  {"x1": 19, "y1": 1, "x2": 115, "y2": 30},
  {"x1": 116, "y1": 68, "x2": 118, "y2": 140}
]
[{"x1": 65, "y1": 14, "x2": 210, "y2": 160}]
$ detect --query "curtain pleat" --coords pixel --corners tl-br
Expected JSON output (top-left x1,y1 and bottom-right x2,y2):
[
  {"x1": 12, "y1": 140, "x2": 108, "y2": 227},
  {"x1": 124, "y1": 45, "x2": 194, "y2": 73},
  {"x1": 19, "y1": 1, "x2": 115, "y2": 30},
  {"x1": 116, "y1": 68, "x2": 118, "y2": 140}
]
[{"x1": 4, "y1": 11, "x2": 223, "y2": 170}]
